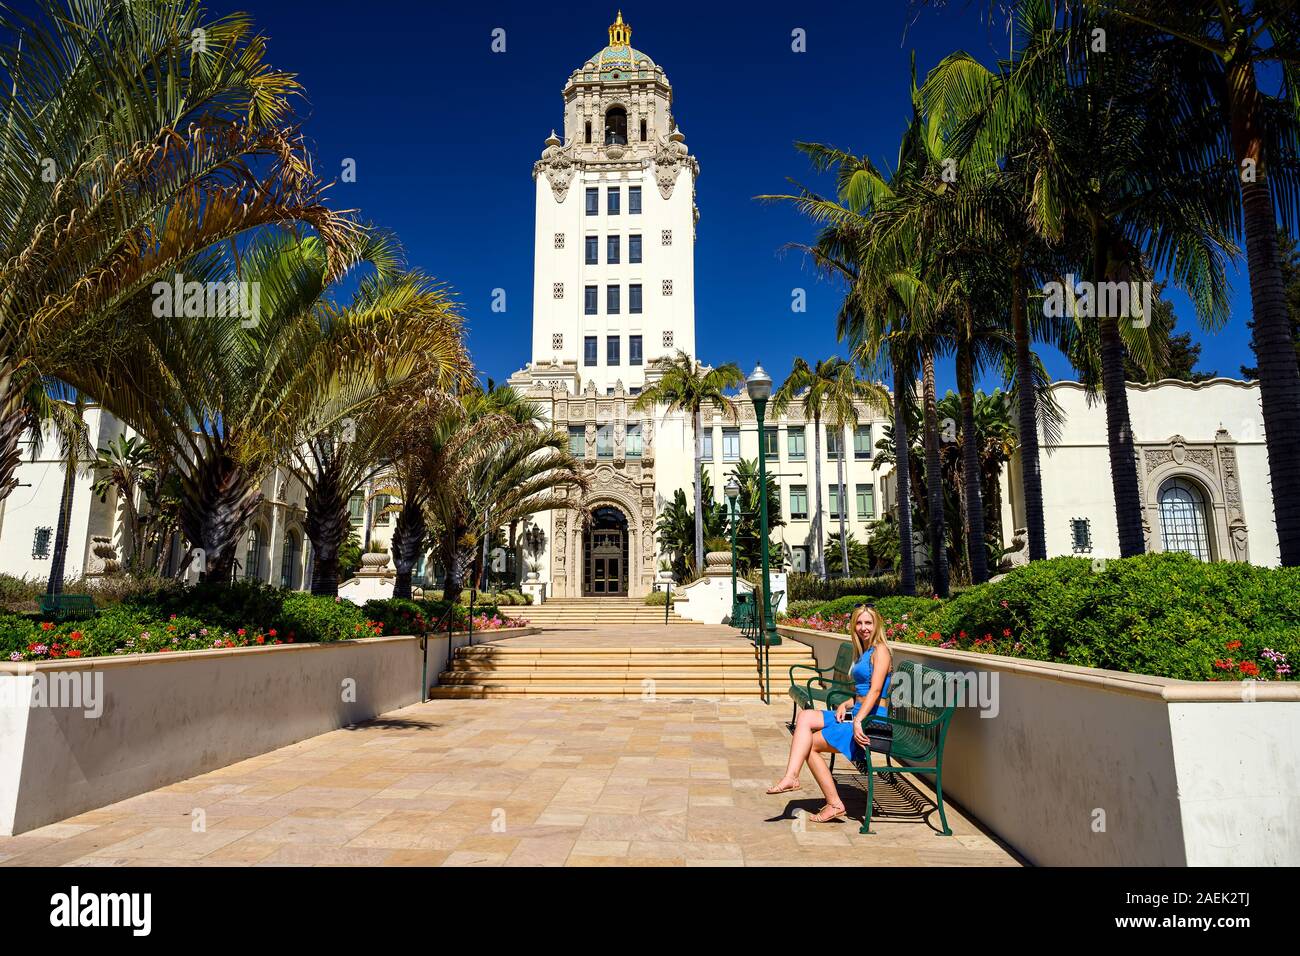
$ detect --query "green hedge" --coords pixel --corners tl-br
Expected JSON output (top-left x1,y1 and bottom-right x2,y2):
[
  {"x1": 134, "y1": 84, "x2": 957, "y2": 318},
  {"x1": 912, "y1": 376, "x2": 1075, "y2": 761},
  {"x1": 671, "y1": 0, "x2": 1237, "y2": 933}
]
[
  {"x1": 779, "y1": 555, "x2": 1299, "y2": 682},
  {"x1": 644, "y1": 590, "x2": 669, "y2": 606},
  {"x1": 787, "y1": 573, "x2": 902, "y2": 602}
]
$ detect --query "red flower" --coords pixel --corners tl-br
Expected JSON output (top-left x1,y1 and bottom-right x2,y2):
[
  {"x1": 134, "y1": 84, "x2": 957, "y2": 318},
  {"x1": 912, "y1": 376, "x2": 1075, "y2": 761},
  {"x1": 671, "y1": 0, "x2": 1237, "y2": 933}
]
[
  {"x1": 1238, "y1": 661, "x2": 1260, "y2": 678},
  {"x1": 237, "y1": 628, "x2": 246, "y2": 637},
  {"x1": 1213, "y1": 659, "x2": 1235, "y2": 671},
  {"x1": 67, "y1": 649, "x2": 82, "y2": 658},
  {"x1": 256, "y1": 635, "x2": 265, "y2": 645},
  {"x1": 1002, "y1": 628, "x2": 1012, "y2": 637},
  {"x1": 268, "y1": 629, "x2": 277, "y2": 637},
  {"x1": 1225, "y1": 640, "x2": 1242, "y2": 651},
  {"x1": 958, "y1": 630, "x2": 967, "y2": 638},
  {"x1": 931, "y1": 632, "x2": 941, "y2": 641},
  {"x1": 40, "y1": 621, "x2": 53, "y2": 631},
  {"x1": 69, "y1": 631, "x2": 83, "y2": 642}
]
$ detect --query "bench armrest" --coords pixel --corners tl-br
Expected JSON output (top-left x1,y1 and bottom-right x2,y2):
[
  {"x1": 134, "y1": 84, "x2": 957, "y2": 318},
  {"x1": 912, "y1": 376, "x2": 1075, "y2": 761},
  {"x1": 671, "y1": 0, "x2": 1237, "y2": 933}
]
[{"x1": 788, "y1": 662, "x2": 832, "y2": 684}]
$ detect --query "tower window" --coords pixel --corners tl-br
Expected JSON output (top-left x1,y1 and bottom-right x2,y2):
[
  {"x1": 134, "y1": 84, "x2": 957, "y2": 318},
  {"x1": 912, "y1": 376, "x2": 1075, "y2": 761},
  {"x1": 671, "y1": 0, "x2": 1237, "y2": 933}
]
[
  {"x1": 552, "y1": 333, "x2": 564, "y2": 351},
  {"x1": 661, "y1": 228, "x2": 671, "y2": 245},
  {"x1": 663, "y1": 330, "x2": 674, "y2": 349},
  {"x1": 584, "y1": 336, "x2": 598, "y2": 366},
  {"x1": 607, "y1": 336, "x2": 621, "y2": 366},
  {"x1": 554, "y1": 233, "x2": 565, "y2": 249},
  {"x1": 607, "y1": 235, "x2": 620, "y2": 264},
  {"x1": 629, "y1": 187, "x2": 642, "y2": 214},
  {"x1": 604, "y1": 106, "x2": 628, "y2": 146},
  {"x1": 552, "y1": 282, "x2": 564, "y2": 299},
  {"x1": 585, "y1": 120, "x2": 592, "y2": 144},
  {"x1": 585, "y1": 235, "x2": 598, "y2": 264},
  {"x1": 584, "y1": 285, "x2": 597, "y2": 315},
  {"x1": 585, "y1": 188, "x2": 598, "y2": 216},
  {"x1": 640, "y1": 118, "x2": 647, "y2": 141},
  {"x1": 629, "y1": 234, "x2": 642, "y2": 263},
  {"x1": 629, "y1": 284, "x2": 642, "y2": 314},
  {"x1": 662, "y1": 279, "x2": 673, "y2": 296},
  {"x1": 607, "y1": 187, "x2": 621, "y2": 215},
  {"x1": 607, "y1": 285, "x2": 621, "y2": 314},
  {"x1": 630, "y1": 335, "x2": 643, "y2": 365}
]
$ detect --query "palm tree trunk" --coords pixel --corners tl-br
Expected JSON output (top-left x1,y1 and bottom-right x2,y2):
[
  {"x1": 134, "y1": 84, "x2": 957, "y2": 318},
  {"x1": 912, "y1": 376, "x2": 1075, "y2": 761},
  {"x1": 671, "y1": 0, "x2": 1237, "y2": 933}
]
[
  {"x1": 1012, "y1": 265, "x2": 1047, "y2": 561},
  {"x1": 957, "y1": 340, "x2": 988, "y2": 584},
  {"x1": 178, "y1": 453, "x2": 263, "y2": 584},
  {"x1": 0, "y1": 405, "x2": 25, "y2": 503},
  {"x1": 922, "y1": 348, "x2": 950, "y2": 597},
  {"x1": 391, "y1": 501, "x2": 426, "y2": 600},
  {"x1": 1099, "y1": 310, "x2": 1145, "y2": 557},
  {"x1": 835, "y1": 441, "x2": 848, "y2": 577},
  {"x1": 305, "y1": 471, "x2": 348, "y2": 597},
  {"x1": 47, "y1": 396, "x2": 84, "y2": 596},
  {"x1": 812, "y1": 411, "x2": 826, "y2": 580},
  {"x1": 693, "y1": 408, "x2": 705, "y2": 574},
  {"x1": 891, "y1": 354, "x2": 916, "y2": 596},
  {"x1": 1228, "y1": 64, "x2": 1300, "y2": 566}
]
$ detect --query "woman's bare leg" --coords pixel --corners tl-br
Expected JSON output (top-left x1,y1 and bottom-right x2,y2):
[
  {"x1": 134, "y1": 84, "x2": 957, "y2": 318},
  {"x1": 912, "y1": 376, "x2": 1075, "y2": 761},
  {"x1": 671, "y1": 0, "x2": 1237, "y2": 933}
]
[
  {"x1": 772, "y1": 708, "x2": 825, "y2": 788},
  {"x1": 808, "y1": 739, "x2": 843, "y2": 810}
]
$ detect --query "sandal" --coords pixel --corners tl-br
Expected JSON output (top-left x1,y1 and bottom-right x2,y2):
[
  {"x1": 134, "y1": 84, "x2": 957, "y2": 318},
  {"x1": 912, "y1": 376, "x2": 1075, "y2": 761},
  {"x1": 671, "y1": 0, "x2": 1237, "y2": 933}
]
[
  {"x1": 810, "y1": 803, "x2": 847, "y2": 823},
  {"x1": 765, "y1": 777, "x2": 803, "y2": 795}
]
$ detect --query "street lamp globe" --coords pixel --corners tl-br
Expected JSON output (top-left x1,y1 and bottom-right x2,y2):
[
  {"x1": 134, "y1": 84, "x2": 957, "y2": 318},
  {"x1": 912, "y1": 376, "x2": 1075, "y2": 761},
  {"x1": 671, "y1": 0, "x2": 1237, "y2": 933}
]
[
  {"x1": 724, "y1": 477, "x2": 741, "y2": 502},
  {"x1": 746, "y1": 363, "x2": 773, "y2": 402}
]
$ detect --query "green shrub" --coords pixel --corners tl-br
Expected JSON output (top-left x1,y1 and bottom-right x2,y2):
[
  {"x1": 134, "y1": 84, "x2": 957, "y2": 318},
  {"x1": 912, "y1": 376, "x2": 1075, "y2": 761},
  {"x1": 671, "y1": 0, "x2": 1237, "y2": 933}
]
[
  {"x1": 787, "y1": 573, "x2": 902, "y2": 602},
  {"x1": 783, "y1": 599, "x2": 823, "y2": 618},
  {"x1": 644, "y1": 590, "x2": 668, "y2": 606},
  {"x1": 0, "y1": 573, "x2": 43, "y2": 610},
  {"x1": 913, "y1": 554, "x2": 1300, "y2": 681},
  {"x1": 362, "y1": 598, "x2": 429, "y2": 635},
  {"x1": 277, "y1": 592, "x2": 371, "y2": 643}
]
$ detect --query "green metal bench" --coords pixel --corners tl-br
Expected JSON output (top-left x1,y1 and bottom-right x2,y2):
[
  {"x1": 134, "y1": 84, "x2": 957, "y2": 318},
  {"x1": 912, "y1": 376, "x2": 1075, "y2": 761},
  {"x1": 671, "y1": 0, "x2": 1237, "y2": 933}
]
[
  {"x1": 38, "y1": 592, "x2": 97, "y2": 621},
  {"x1": 836, "y1": 658, "x2": 956, "y2": 836},
  {"x1": 787, "y1": 641, "x2": 854, "y2": 725}
]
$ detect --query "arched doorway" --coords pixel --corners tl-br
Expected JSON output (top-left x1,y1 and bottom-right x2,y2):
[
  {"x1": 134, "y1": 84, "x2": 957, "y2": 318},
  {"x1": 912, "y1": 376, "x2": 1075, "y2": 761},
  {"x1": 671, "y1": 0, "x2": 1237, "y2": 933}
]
[{"x1": 583, "y1": 506, "x2": 629, "y2": 595}]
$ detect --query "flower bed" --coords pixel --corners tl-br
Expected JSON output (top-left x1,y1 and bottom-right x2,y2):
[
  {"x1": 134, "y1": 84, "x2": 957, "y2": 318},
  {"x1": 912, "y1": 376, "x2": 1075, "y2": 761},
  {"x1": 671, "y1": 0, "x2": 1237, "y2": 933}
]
[{"x1": 0, "y1": 585, "x2": 524, "y2": 664}]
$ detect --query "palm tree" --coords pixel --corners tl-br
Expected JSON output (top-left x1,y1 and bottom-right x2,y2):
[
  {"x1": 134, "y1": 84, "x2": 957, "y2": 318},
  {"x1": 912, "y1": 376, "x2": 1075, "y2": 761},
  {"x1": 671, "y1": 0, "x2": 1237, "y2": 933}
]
[
  {"x1": 289, "y1": 273, "x2": 469, "y2": 596},
  {"x1": 75, "y1": 230, "x2": 439, "y2": 583},
  {"x1": 924, "y1": 2, "x2": 1231, "y2": 558},
  {"x1": 0, "y1": 0, "x2": 358, "y2": 504},
  {"x1": 1086, "y1": 0, "x2": 1300, "y2": 565},
  {"x1": 633, "y1": 351, "x2": 743, "y2": 573},
  {"x1": 90, "y1": 435, "x2": 157, "y2": 571},
  {"x1": 725, "y1": 458, "x2": 785, "y2": 572},
  {"x1": 774, "y1": 357, "x2": 889, "y2": 579}
]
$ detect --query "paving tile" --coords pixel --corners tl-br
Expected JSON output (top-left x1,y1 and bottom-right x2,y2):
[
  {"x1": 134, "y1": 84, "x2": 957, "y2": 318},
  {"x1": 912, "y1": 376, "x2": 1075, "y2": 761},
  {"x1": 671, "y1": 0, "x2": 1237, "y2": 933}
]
[{"x1": 0, "y1": 677, "x2": 1016, "y2": 867}]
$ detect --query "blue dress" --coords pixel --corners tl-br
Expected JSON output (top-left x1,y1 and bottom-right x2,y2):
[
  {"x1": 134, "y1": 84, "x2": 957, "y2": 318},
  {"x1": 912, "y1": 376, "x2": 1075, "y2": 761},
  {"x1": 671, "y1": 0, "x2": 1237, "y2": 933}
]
[{"x1": 820, "y1": 646, "x2": 891, "y2": 761}]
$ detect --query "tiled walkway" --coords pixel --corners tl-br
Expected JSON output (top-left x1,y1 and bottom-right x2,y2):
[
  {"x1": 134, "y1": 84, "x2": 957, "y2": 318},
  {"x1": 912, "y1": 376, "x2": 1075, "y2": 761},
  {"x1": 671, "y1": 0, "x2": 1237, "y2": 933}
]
[{"x1": 0, "y1": 697, "x2": 1019, "y2": 866}]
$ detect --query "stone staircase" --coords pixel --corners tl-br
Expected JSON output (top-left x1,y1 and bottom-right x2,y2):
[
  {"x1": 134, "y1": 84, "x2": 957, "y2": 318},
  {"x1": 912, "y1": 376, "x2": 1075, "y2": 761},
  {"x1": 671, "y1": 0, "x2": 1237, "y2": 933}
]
[
  {"x1": 502, "y1": 596, "x2": 700, "y2": 627},
  {"x1": 428, "y1": 639, "x2": 816, "y2": 699}
]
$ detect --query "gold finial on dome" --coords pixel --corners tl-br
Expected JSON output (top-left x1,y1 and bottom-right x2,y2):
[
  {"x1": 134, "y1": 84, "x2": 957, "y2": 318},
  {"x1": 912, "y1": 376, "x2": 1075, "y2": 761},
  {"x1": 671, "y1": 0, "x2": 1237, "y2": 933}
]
[{"x1": 608, "y1": 10, "x2": 632, "y2": 47}]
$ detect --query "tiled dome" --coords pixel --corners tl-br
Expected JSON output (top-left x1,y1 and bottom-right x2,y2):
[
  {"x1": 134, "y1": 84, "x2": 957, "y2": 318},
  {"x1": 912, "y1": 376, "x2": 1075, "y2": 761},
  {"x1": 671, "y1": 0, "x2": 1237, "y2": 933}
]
[
  {"x1": 582, "y1": 12, "x2": 655, "y2": 78},
  {"x1": 589, "y1": 43, "x2": 654, "y2": 76}
]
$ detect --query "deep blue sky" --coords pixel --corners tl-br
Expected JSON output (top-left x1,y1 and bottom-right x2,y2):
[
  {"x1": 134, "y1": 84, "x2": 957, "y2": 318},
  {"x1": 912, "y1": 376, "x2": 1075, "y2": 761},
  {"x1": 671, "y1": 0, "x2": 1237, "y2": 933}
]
[{"x1": 86, "y1": 2, "x2": 1279, "y2": 390}]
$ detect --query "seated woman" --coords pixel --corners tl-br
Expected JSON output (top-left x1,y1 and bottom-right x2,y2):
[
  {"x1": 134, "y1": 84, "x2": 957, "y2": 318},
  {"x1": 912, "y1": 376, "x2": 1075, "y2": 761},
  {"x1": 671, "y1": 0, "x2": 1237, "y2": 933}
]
[{"x1": 766, "y1": 604, "x2": 892, "y2": 822}]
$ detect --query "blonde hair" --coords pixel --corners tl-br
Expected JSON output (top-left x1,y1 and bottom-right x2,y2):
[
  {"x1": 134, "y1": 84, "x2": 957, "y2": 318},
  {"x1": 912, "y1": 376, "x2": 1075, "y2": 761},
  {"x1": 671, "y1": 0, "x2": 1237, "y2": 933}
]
[{"x1": 848, "y1": 605, "x2": 886, "y2": 659}]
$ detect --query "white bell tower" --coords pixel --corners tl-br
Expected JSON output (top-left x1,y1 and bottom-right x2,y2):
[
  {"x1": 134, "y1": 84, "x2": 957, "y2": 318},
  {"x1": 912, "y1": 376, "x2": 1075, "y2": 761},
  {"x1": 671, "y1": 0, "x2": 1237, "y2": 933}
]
[{"x1": 529, "y1": 11, "x2": 699, "y2": 395}]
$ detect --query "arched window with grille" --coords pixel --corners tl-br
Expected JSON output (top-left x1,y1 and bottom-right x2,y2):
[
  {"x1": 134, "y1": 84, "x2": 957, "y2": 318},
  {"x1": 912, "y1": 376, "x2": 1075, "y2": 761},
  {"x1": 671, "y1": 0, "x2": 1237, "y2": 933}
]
[
  {"x1": 1158, "y1": 477, "x2": 1213, "y2": 561},
  {"x1": 244, "y1": 524, "x2": 266, "y2": 580},
  {"x1": 281, "y1": 529, "x2": 301, "y2": 589}
]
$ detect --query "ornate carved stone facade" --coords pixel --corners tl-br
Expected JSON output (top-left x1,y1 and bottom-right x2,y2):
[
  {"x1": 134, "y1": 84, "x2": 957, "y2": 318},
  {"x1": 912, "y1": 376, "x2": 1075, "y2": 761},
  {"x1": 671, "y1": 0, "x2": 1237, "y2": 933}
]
[{"x1": 1138, "y1": 431, "x2": 1249, "y2": 562}]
